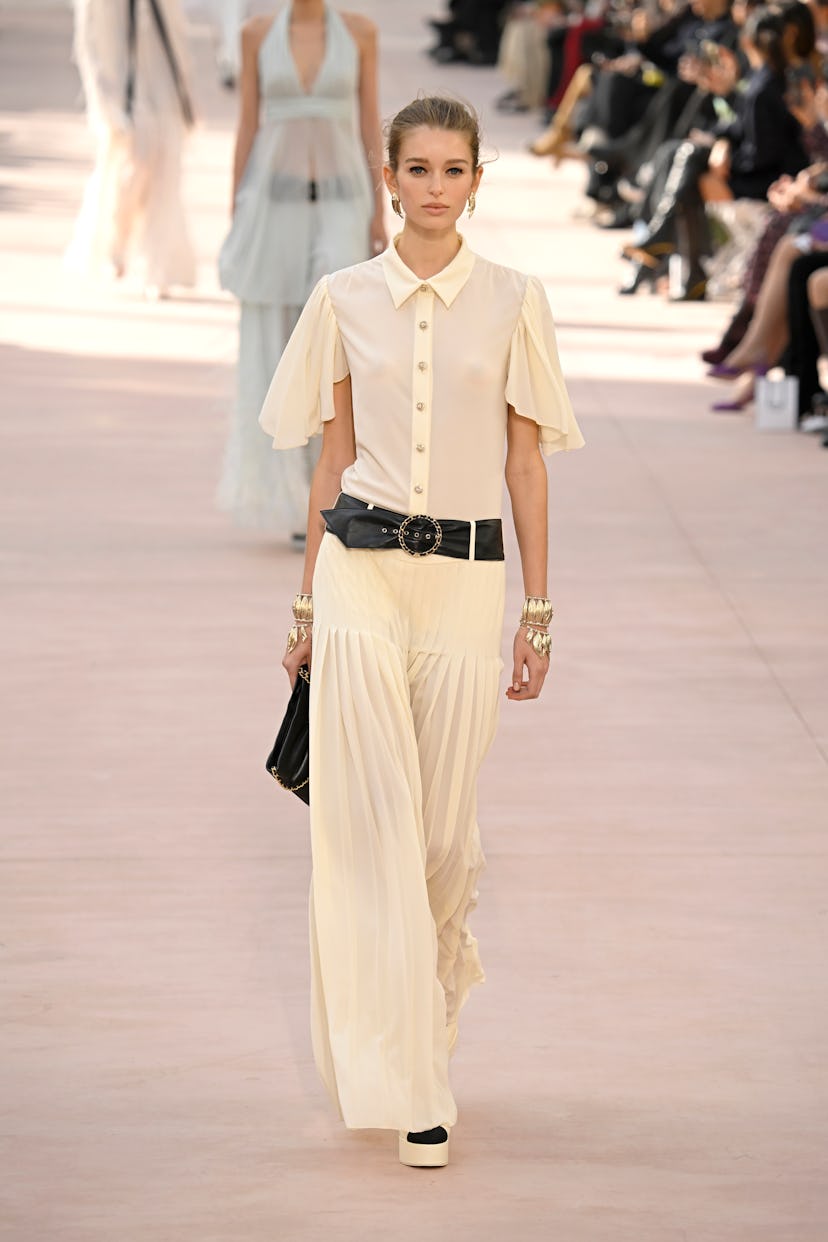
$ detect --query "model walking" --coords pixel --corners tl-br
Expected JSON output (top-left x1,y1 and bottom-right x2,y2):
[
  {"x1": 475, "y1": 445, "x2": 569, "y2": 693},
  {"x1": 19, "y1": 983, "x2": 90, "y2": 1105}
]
[
  {"x1": 218, "y1": 1, "x2": 385, "y2": 538},
  {"x1": 260, "y1": 97, "x2": 584, "y2": 1165},
  {"x1": 67, "y1": 0, "x2": 196, "y2": 295}
]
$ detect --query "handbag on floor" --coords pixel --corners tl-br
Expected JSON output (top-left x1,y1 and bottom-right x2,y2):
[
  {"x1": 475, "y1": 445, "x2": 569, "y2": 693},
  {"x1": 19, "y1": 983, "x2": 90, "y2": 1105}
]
[
  {"x1": 755, "y1": 373, "x2": 798, "y2": 432},
  {"x1": 265, "y1": 666, "x2": 310, "y2": 804}
]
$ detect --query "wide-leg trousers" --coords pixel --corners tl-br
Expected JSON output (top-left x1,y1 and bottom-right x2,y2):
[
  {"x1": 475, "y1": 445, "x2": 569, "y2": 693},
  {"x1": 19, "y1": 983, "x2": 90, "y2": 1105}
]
[{"x1": 308, "y1": 532, "x2": 505, "y2": 1132}]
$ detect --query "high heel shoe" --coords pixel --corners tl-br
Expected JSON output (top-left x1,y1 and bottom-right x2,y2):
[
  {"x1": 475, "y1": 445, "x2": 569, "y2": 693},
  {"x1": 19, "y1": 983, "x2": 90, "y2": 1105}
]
[
  {"x1": 618, "y1": 256, "x2": 665, "y2": 295},
  {"x1": 711, "y1": 376, "x2": 754, "y2": 412},
  {"x1": 711, "y1": 395, "x2": 753, "y2": 412},
  {"x1": 707, "y1": 361, "x2": 767, "y2": 381},
  {"x1": 399, "y1": 1126, "x2": 449, "y2": 1168},
  {"x1": 707, "y1": 361, "x2": 746, "y2": 380}
]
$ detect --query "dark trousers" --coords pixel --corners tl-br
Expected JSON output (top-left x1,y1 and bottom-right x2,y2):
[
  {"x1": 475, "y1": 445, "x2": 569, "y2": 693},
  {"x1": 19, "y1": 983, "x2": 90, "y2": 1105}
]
[{"x1": 786, "y1": 251, "x2": 828, "y2": 414}]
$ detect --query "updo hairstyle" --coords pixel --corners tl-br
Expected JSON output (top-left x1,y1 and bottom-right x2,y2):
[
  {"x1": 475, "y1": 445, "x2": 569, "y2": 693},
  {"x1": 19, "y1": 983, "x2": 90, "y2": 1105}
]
[{"x1": 385, "y1": 96, "x2": 481, "y2": 172}]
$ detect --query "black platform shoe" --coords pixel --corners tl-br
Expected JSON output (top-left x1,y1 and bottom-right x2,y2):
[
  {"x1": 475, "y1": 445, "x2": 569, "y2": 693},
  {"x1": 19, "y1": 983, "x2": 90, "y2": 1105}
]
[{"x1": 399, "y1": 1125, "x2": 449, "y2": 1167}]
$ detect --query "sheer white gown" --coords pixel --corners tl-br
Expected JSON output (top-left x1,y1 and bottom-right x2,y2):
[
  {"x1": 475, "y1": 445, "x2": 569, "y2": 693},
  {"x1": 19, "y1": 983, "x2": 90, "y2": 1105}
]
[
  {"x1": 67, "y1": 0, "x2": 196, "y2": 290},
  {"x1": 217, "y1": 4, "x2": 372, "y2": 536}
]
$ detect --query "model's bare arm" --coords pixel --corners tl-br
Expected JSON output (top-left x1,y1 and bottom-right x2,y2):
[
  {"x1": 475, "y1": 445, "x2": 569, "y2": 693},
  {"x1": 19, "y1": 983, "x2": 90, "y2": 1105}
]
[
  {"x1": 231, "y1": 18, "x2": 269, "y2": 210},
  {"x1": 283, "y1": 377, "x2": 356, "y2": 684},
  {"x1": 505, "y1": 405, "x2": 550, "y2": 702}
]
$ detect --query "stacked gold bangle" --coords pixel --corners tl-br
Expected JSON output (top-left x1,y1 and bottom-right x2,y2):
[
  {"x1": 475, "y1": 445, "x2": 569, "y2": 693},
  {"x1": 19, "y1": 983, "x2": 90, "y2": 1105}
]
[
  {"x1": 286, "y1": 593, "x2": 313, "y2": 653},
  {"x1": 519, "y1": 596, "x2": 553, "y2": 659}
]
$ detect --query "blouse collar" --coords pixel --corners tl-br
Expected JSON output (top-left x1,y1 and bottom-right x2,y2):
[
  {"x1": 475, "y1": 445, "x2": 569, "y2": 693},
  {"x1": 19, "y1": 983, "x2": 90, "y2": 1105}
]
[{"x1": 381, "y1": 234, "x2": 476, "y2": 309}]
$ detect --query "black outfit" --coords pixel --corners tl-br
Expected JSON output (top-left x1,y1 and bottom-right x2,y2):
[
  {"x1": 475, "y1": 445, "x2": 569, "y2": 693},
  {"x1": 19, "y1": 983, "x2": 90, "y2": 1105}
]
[
  {"x1": 724, "y1": 65, "x2": 808, "y2": 199},
  {"x1": 582, "y1": 6, "x2": 740, "y2": 206},
  {"x1": 428, "y1": 0, "x2": 508, "y2": 64},
  {"x1": 785, "y1": 252, "x2": 828, "y2": 416},
  {"x1": 623, "y1": 65, "x2": 808, "y2": 297}
]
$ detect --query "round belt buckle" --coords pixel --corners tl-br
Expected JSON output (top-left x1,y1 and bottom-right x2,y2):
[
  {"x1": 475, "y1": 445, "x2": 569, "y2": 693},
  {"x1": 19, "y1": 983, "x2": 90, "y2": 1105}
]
[{"x1": 398, "y1": 513, "x2": 443, "y2": 557}]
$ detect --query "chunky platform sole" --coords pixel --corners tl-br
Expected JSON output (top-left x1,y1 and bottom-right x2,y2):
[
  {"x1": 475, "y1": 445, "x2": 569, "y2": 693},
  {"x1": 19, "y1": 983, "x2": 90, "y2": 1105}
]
[{"x1": 398, "y1": 1128, "x2": 450, "y2": 1168}]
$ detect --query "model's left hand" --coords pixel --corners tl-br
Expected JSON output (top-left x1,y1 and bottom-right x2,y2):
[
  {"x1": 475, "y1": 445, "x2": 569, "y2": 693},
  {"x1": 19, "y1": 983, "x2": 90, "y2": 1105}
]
[
  {"x1": 506, "y1": 628, "x2": 550, "y2": 701},
  {"x1": 370, "y1": 213, "x2": 387, "y2": 256}
]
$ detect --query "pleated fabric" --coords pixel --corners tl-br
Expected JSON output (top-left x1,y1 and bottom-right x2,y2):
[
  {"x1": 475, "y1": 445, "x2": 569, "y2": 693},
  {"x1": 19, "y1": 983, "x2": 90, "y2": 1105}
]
[{"x1": 308, "y1": 533, "x2": 505, "y2": 1132}]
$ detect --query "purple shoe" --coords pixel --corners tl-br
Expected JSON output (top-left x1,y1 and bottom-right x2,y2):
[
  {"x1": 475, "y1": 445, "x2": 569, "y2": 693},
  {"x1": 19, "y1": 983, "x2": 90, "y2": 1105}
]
[
  {"x1": 712, "y1": 397, "x2": 751, "y2": 413},
  {"x1": 707, "y1": 361, "x2": 768, "y2": 381},
  {"x1": 707, "y1": 362, "x2": 746, "y2": 380}
]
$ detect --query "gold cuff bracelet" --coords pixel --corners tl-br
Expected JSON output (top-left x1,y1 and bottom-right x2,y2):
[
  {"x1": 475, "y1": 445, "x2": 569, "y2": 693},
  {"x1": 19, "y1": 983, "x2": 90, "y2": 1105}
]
[
  {"x1": 292, "y1": 593, "x2": 314, "y2": 624},
  {"x1": 520, "y1": 596, "x2": 553, "y2": 627}
]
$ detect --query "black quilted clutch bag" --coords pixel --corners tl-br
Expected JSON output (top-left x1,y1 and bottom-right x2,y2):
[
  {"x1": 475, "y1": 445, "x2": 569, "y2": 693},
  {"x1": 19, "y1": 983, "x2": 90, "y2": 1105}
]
[{"x1": 265, "y1": 666, "x2": 310, "y2": 804}]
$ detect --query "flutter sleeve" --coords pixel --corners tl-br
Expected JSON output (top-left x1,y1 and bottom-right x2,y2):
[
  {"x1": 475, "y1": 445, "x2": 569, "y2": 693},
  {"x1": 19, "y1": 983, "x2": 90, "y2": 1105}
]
[
  {"x1": 505, "y1": 275, "x2": 585, "y2": 455},
  {"x1": 258, "y1": 276, "x2": 349, "y2": 448}
]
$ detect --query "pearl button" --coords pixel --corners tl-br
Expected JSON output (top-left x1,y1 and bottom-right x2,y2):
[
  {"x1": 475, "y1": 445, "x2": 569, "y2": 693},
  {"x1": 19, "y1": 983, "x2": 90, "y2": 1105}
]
[
  {"x1": 418, "y1": 361, "x2": 427, "y2": 371},
  {"x1": 416, "y1": 401, "x2": 424, "y2": 410},
  {"x1": 419, "y1": 321, "x2": 428, "y2": 330},
  {"x1": 414, "y1": 485, "x2": 423, "y2": 494},
  {"x1": 416, "y1": 443, "x2": 425, "y2": 452}
]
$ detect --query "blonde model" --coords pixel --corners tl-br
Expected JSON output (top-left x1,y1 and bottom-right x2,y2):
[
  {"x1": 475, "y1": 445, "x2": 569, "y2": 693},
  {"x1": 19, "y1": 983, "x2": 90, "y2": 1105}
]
[{"x1": 260, "y1": 96, "x2": 584, "y2": 1166}]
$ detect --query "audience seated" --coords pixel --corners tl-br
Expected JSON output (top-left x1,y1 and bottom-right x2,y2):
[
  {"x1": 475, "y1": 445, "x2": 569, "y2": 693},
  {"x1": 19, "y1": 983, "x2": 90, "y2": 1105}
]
[{"x1": 426, "y1": 0, "x2": 828, "y2": 443}]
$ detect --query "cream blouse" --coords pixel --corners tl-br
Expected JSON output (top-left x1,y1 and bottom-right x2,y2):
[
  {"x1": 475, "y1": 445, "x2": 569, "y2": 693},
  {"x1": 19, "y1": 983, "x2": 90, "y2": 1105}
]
[{"x1": 259, "y1": 235, "x2": 584, "y2": 520}]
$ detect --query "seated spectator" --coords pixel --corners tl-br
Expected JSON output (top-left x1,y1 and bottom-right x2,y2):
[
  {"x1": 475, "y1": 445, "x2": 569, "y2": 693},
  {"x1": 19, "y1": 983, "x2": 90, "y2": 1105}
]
[
  {"x1": 619, "y1": 8, "x2": 809, "y2": 298},
  {"x1": 426, "y1": 0, "x2": 510, "y2": 64},
  {"x1": 579, "y1": 0, "x2": 741, "y2": 212},
  {"x1": 529, "y1": 0, "x2": 671, "y2": 164},
  {"x1": 707, "y1": 221, "x2": 828, "y2": 410},
  {"x1": 804, "y1": 265, "x2": 828, "y2": 439},
  {"x1": 787, "y1": 242, "x2": 828, "y2": 422},
  {"x1": 703, "y1": 70, "x2": 828, "y2": 354},
  {"x1": 589, "y1": 0, "x2": 749, "y2": 223},
  {"x1": 495, "y1": 2, "x2": 563, "y2": 113}
]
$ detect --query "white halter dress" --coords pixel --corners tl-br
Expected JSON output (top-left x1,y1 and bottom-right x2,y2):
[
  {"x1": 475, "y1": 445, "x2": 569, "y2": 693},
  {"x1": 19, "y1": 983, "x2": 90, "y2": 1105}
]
[{"x1": 218, "y1": 5, "x2": 372, "y2": 535}]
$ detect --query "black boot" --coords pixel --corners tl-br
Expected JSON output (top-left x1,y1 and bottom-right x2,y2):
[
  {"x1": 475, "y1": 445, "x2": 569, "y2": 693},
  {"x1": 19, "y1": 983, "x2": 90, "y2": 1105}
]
[
  {"x1": 668, "y1": 198, "x2": 709, "y2": 302},
  {"x1": 631, "y1": 140, "x2": 708, "y2": 257}
]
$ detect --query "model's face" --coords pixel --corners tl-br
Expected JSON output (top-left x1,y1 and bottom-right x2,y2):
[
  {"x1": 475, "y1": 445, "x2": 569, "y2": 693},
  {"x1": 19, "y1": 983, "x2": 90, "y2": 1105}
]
[{"x1": 385, "y1": 127, "x2": 482, "y2": 229}]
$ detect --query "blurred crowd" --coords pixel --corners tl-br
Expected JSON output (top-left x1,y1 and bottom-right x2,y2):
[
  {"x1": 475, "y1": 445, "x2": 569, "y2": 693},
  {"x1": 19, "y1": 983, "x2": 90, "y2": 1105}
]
[{"x1": 428, "y1": 0, "x2": 828, "y2": 441}]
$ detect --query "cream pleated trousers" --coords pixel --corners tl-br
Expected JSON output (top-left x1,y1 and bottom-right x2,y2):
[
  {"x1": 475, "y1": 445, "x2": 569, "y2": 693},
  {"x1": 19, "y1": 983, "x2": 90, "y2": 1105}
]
[{"x1": 308, "y1": 532, "x2": 505, "y2": 1132}]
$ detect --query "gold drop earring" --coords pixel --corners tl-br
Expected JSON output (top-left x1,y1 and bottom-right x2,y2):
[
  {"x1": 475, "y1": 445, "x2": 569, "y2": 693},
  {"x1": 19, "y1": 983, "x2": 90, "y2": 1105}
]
[
  {"x1": 391, "y1": 192, "x2": 403, "y2": 219},
  {"x1": 467, "y1": 190, "x2": 476, "y2": 218}
]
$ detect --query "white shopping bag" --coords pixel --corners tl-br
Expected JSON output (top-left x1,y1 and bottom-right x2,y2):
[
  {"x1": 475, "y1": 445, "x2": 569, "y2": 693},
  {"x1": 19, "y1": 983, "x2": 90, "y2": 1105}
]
[{"x1": 754, "y1": 372, "x2": 799, "y2": 431}]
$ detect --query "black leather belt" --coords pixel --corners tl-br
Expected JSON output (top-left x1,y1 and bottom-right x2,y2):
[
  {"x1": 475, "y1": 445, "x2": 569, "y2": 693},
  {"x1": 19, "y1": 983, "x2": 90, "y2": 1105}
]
[{"x1": 321, "y1": 494, "x2": 504, "y2": 561}]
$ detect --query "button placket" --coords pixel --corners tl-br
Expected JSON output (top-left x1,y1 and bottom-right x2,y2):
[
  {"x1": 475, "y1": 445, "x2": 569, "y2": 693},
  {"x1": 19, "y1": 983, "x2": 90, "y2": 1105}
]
[{"x1": 409, "y1": 285, "x2": 434, "y2": 512}]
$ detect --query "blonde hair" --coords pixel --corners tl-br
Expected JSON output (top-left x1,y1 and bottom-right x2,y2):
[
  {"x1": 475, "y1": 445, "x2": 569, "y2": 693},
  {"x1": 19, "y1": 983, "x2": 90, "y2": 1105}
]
[{"x1": 385, "y1": 96, "x2": 481, "y2": 171}]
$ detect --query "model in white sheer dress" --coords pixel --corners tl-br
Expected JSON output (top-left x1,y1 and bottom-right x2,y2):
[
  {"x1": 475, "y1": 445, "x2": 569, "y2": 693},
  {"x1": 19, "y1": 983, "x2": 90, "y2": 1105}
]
[
  {"x1": 217, "y1": 0, "x2": 385, "y2": 539},
  {"x1": 67, "y1": 0, "x2": 196, "y2": 295}
]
